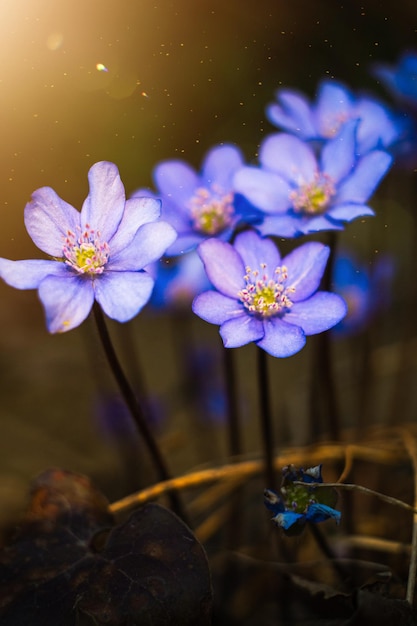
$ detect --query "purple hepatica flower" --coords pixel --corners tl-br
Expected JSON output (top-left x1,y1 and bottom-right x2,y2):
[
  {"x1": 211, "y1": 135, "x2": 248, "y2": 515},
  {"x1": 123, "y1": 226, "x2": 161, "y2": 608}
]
[
  {"x1": 140, "y1": 144, "x2": 261, "y2": 256},
  {"x1": 374, "y1": 52, "x2": 417, "y2": 107},
  {"x1": 264, "y1": 464, "x2": 341, "y2": 535},
  {"x1": 234, "y1": 121, "x2": 392, "y2": 238},
  {"x1": 0, "y1": 161, "x2": 177, "y2": 333},
  {"x1": 192, "y1": 230, "x2": 347, "y2": 358},
  {"x1": 266, "y1": 78, "x2": 406, "y2": 155}
]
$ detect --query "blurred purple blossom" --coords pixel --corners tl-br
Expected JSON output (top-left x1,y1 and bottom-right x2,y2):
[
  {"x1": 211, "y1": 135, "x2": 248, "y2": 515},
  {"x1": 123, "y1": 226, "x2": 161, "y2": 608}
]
[
  {"x1": 266, "y1": 78, "x2": 408, "y2": 155},
  {"x1": 234, "y1": 121, "x2": 392, "y2": 238},
  {"x1": 133, "y1": 144, "x2": 261, "y2": 256}
]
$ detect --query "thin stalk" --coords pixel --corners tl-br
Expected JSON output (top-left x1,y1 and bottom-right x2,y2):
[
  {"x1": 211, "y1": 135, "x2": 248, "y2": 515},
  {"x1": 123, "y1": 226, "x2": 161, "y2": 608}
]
[
  {"x1": 310, "y1": 231, "x2": 341, "y2": 441},
  {"x1": 257, "y1": 347, "x2": 277, "y2": 491},
  {"x1": 92, "y1": 303, "x2": 187, "y2": 521},
  {"x1": 223, "y1": 347, "x2": 242, "y2": 458}
]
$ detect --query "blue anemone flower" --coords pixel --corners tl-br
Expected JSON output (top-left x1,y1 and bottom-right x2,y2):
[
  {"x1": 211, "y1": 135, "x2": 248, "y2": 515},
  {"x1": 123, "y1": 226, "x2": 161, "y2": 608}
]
[
  {"x1": 264, "y1": 465, "x2": 341, "y2": 535},
  {"x1": 137, "y1": 144, "x2": 261, "y2": 256},
  {"x1": 148, "y1": 251, "x2": 212, "y2": 311},
  {"x1": 234, "y1": 121, "x2": 392, "y2": 238},
  {"x1": 266, "y1": 79, "x2": 406, "y2": 155},
  {"x1": 374, "y1": 52, "x2": 417, "y2": 107},
  {"x1": 332, "y1": 250, "x2": 395, "y2": 335},
  {"x1": 192, "y1": 230, "x2": 347, "y2": 358},
  {"x1": 0, "y1": 161, "x2": 177, "y2": 333}
]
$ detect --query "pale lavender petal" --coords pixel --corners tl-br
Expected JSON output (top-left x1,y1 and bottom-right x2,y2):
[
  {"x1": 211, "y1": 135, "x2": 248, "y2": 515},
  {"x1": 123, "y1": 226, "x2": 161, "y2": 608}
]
[
  {"x1": 303, "y1": 215, "x2": 344, "y2": 233},
  {"x1": 160, "y1": 194, "x2": 192, "y2": 233},
  {"x1": 315, "y1": 81, "x2": 353, "y2": 136},
  {"x1": 166, "y1": 233, "x2": 205, "y2": 256},
  {"x1": 257, "y1": 214, "x2": 304, "y2": 238},
  {"x1": 109, "y1": 197, "x2": 161, "y2": 255},
  {"x1": 94, "y1": 271, "x2": 154, "y2": 322},
  {"x1": 198, "y1": 238, "x2": 246, "y2": 297},
  {"x1": 0, "y1": 258, "x2": 68, "y2": 289},
  {"x1": 192, "y1": 291, "x2": 244, "y2": 324},
  {"x1": 283, "y1": 242, "x2": 330, "y2": 301},
  {"x1": 321, "y1": 120, "x2": 357, "y2": 182},
  {"x1": 24, "y1": 187, "x2": 80, "y2": 256},
  {"x1": 257, "y1": 317, "x2": 306, "y2": 357},
  {"x1": 284, "y1": 292, "x2": 347, "y2": 334},
  {"x1": 220, "y1": 315, "x2": 264, "y2": 348},
  {"x1": 110, "y1": 221, "x2": 177, "y2": 270},
  {"x1": 234, "y1": 230, "x2": 281, "y2": 270},
  {"x1": 154, "y1": 161, "x2": 199, "y2": 207},
  {"x1": 81, "y1": 162, "x2": 126, "y2": 241},
  {"x1": 260, "y1": 134, "x2": 317, "y2": 184},
  {"x1": 234, "y1": 167, "x2": 292, "y2": 213},
  {"x1": 202, "y1": 144, "x2": 244, "y2": 188},
  {"x1": 266, "y1": 89, "x2": 316, "y2": 136},
  {"x1": 327, "y1": 203, "x2": 374, "y2": 220},
  {"x1": 38, "y1": 274, "x2": 94, "y2": 333},
  {"x1": 335, "y1": 150, "x2": 392, "y2": 203}
]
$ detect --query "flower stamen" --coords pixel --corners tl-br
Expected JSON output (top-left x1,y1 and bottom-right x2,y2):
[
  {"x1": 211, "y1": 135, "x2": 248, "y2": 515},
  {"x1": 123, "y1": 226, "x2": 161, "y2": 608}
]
[
  {"x1": 290, "y1": 172, "x2": 336, "y2": 215},
  {"x1": 238, "y1": 262, "x2": 295, "y2": 318},
  {"x1": 189, "y1": 185, "x2": 235, "y2": 235},
  {"x1": 63, "y1": 224, "x2": 109, "y2": 275}
]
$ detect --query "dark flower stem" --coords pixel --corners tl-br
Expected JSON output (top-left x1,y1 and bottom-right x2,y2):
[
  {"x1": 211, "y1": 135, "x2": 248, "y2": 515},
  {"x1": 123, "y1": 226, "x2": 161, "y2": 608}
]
[
  {"x1": 310, "y1": 231, "x2": 340, "y2": 441},
  {"x1": 92, "y1": 302, "x2": 187, "y2": 521},
  {"x1": 257, "y1": 347, "x2": 277, "y2": 491},
  {"x1": 223, "y1": 347, "x2": 242, "y2": 458}
]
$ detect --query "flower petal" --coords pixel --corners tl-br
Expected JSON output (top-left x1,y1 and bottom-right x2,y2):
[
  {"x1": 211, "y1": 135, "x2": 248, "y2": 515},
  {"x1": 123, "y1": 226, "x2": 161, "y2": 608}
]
[
  {"x1": 198, "y1": 238, "x2": 246, "y2": 297},
  {"x1": 81, "y1": 162, "x2": 126, "y2": 241},
  {"x1": 0, "y1": 258, "x2": 67, "y2": 289},
  {"x1": 257, "y1": 317, "x2": 306, "y2": 357},
  {"x1": 166, "y1": 233, "x2": 206, "y2": 256},
  {"x1": 202, "y1": 144, "x2": 244, "y2": 188},
  {"x1": 154, "y1": 161, "x2": 199, "y2": 208},
  {"x1": 283, "y1": 242, "x2": 330, "y2": 301},
  {"x1": 234, "y1": 230, "x2": 281, "y2": 270},
  {"x1": 272, "y1": 511, "x2": 305, "y2": 530},
  {"x1": 327, "y1": 203, "x2": 374, "y2": 221},
  {"x1": 321, "y1": 119, "x2": 358, "y2": 182},
  {"x1": 110, "y1": 221, "x2": 177, "y2": 270},
  {"x1": 315, "y1": 81, "x2": 353, "y2": 136},
  {"x1": 192, "y1": 290, "x2": 243, "y2": 324},
  {"x1": 220, "y1": 315, "x2": 264, "y2": 348},
  {"x1": 94, "y1": 271, "x2": 154, "y2": 322},
  {"x1": 306, "y1": 503, "x2": 341, "y2": 524},
  {"x1": 233, "y1": 167, "x2": 291, "y2": 213},
  {"x1": 24, "y1": 187, "x2": 80, "y2": 256},
  {"x1": 335, "y1": 150, "x2": 392, "y2": 204},
  {"x1": 266, "y1": 89, "x2": 316, "y2": 137},
  {"x1": 257, "y1": 214, "x2": 305, "y2": 238},
  {"x1": 38, "y1": 274, "x2": 95, "y2": 333},
  {"x1": 260, "y1": 133, "x2": 317, "y2": 184},
  {"x1": 109, "y1": 197, "x2": 162, "y2": 255},
  {"x1": 285, "y1": 292, "x2": 347, "y2": 335}
]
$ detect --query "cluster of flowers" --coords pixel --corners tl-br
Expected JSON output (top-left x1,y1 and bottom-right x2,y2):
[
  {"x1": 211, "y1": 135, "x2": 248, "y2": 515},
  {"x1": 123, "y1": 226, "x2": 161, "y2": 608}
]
[{"x1": 0, "y1": 55, "x2": 415, "y2": 355}]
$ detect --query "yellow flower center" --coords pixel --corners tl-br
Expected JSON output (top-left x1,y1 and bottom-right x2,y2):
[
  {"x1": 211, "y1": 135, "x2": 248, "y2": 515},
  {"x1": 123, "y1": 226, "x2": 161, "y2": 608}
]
[
  {"x1": 63, "y1": 225, "x2": 109, "y2": 275},
  {"x1": 189, "y1": 186, "x2": 235, "y2": 235},
  {"x1": 290, "y1": 172, "x2": 336, "y2": 216},
  {"x1": 238, "y1": 263, "x2": 295, "y2": 318}
]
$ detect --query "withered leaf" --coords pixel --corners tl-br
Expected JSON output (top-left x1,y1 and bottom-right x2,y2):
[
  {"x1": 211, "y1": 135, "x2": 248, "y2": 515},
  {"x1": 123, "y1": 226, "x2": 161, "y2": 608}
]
[{"x1": 0, "y1": 469, "x2": 212, "y2": 626}]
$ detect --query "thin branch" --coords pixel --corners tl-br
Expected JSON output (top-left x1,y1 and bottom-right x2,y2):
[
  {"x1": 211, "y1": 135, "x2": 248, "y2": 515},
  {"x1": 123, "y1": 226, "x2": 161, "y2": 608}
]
[
  {"x1": 292, "y1": 480, "x2": 417, "y2": 514},
  {"x1": 109, "y1": 442, "x2": 404, "y2": 516},
  {"x1": 400, "y1": 428, "x2": 417, "y2": 605}
]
